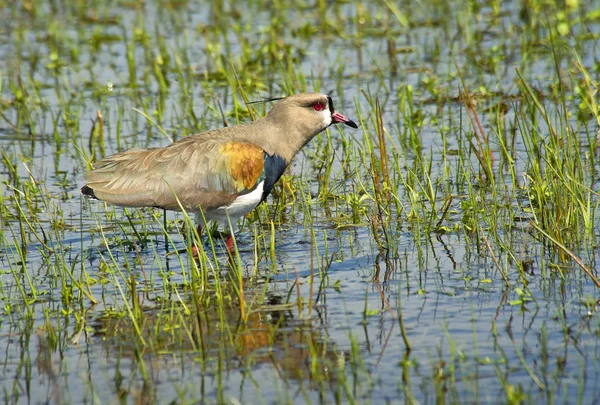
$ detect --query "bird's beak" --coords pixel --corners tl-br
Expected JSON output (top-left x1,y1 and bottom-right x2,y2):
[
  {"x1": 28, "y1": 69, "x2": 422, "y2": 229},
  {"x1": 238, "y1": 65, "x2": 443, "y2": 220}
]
[{"x1": 331, "y1": 111, "x2": 358, "y2": 128}]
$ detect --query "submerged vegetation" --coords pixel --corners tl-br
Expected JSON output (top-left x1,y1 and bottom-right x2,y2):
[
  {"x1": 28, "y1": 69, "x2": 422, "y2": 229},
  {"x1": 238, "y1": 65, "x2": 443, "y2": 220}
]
[{"x1": 1, "y1": 0, "x2": 600, "y2": 403}]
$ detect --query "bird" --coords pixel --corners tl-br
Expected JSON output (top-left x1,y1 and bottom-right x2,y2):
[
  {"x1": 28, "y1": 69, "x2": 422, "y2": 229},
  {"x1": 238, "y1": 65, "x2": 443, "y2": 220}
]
[{"x1": 81, "y1": 92, "x2": 358, "y2": 253}]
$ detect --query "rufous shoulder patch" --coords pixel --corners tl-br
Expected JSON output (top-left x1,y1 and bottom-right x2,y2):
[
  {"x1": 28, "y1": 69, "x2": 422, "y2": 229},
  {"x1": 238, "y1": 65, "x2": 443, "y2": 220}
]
[{"x1": 220, "y1": 142, "x2": 265, "y2": 191}]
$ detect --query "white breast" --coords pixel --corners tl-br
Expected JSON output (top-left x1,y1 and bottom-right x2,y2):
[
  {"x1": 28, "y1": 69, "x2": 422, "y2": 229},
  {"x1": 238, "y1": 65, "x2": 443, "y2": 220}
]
[{"x1": 203, "y1": 181, "x2": 265, "y2": 224}]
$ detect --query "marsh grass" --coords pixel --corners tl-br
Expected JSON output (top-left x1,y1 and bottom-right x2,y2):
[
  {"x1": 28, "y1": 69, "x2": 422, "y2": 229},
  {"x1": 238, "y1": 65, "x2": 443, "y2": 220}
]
[{"x1": 1, "y1": 0, "x2": 600, "y2": 403}]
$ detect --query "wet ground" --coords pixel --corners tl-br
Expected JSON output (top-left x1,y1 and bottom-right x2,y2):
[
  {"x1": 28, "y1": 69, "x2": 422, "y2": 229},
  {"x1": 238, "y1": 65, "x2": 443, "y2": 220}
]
[{"x1": 1, "y1": 1, "x2": 600, "y2": 403}]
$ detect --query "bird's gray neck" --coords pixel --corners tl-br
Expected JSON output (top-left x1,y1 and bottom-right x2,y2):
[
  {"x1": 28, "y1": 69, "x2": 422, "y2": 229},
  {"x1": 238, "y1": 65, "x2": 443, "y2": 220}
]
[{"x1": 240, "y1": 117, "x2": 320, "y2": 163}]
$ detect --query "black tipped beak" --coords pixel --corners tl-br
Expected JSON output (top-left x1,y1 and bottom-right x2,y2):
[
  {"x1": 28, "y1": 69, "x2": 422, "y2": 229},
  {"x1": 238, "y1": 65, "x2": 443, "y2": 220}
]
[
  {"x1": 344, "y1": 119, "x2": 358, "y2": 129},
  {"x1": 331, "y1": 111, "x2": 358, "y2": 129}
]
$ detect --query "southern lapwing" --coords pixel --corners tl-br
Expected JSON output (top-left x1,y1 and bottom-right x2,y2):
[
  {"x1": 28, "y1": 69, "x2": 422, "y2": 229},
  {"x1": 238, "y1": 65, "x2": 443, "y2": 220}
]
[{"x1": 81, "y1": 93, "x2": 358, "y2": 252}]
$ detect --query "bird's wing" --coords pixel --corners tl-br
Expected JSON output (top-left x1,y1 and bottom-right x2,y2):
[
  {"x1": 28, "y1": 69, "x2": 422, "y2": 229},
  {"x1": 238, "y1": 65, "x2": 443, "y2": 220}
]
[{"x1": 84, "y1": 136, "x2": 266, "y2": 212}]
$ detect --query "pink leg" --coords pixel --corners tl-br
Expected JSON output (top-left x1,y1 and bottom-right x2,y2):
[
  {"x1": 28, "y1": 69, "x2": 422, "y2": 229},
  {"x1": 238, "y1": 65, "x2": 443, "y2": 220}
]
[
  {"x1": 225, "y1": 233, "x2": 234, "y2": 254},
  {"x1": 190, "y1": 224, "x2": 203, "y2": 258}
]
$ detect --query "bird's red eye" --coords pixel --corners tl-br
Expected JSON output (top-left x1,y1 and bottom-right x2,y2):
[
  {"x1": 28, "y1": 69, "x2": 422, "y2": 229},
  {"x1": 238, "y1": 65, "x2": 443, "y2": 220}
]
[{"x1": 313, "y1": 102, "x2": 325, "y2": 111}]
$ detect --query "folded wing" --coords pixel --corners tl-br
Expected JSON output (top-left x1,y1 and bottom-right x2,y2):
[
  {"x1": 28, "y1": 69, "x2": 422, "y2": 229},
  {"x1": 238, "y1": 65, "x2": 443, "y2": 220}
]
[{"x1": 83, "y1": 136, "x2": 266, "y2": 212}]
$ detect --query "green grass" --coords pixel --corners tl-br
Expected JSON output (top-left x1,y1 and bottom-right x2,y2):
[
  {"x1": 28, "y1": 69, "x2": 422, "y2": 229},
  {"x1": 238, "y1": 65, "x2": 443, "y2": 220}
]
[{"x1": 1, "y1": 0, "x2": 600, "y2": 403}]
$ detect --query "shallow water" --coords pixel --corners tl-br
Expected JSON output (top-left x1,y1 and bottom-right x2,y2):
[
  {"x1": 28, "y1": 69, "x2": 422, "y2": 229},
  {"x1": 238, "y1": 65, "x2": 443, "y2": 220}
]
[{"x1": 1, "y1": 1, "x2": 600, "y2": 404}]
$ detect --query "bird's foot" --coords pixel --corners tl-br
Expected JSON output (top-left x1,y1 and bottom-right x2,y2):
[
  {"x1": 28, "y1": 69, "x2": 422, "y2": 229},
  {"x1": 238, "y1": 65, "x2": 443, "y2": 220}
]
[{"x1": 191, "y1": 244, "x2": 201, "y2": 258}]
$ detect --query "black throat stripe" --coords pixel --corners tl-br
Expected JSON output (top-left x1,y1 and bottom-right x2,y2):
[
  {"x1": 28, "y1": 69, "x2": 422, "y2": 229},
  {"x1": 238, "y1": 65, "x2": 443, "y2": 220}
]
[{"x1": 261, "y1": 153, "x2": 288, "y2": 202}]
